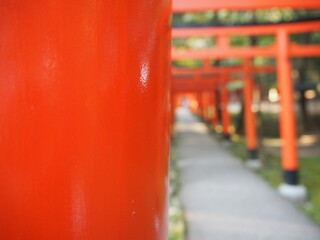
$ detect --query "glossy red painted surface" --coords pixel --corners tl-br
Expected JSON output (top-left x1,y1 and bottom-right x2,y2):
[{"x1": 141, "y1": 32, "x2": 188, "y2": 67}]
[{"x1": 0, "y1": 1, "x2": 171, "y2": 239}]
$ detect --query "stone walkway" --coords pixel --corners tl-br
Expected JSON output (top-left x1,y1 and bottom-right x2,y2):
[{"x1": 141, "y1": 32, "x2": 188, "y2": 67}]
[{"x1": 174, "y1": 107, "x2": 320, "y2": 240}]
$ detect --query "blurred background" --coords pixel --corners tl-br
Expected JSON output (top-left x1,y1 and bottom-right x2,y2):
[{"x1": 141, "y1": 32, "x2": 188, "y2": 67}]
[{"x1": 169, "y1": 8, "x2": 320, "y2": 240}]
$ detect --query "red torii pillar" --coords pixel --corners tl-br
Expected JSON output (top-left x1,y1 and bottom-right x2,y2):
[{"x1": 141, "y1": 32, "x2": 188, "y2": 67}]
[
  {"x1": 214, "y1": 86, "x2": 222, "y2": 132},
  {"x1": 206, "y1": 91, "x2": 215, "y2": 121},
  {"x1": 203, "y1": 91, "x2": 211, "y2": 121},
  {"x1": 243, "y1": 58, "x2": 261, "y2": 168},
  {"x1": 220, "y1": 73, "x2": 232, "y2": 140},
  {"x1": 277, "y1": 29, "x2": 307, "y2": 200},
  {"x1": 189, "y1": 93, "x2": 197, "y2": 113},
  {"x1": 211, "y1": 84, "x2": 220, "y2": 131},
  {"x1": 197, "y1": 91, "x2": 204, "y2": 118},
  {"x1": 0, "y1": 1, "x2": 171, "y2": 239}
]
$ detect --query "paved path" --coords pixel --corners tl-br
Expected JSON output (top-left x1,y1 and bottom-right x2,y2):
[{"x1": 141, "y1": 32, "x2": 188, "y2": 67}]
[{"x1": 174, "y1": 107, "x2": 320, "y2": 240}]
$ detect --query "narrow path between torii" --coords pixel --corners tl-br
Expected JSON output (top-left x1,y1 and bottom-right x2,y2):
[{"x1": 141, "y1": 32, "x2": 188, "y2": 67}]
[{"x1": 174, "y1": 107, "x2": 320, "y2": 240}]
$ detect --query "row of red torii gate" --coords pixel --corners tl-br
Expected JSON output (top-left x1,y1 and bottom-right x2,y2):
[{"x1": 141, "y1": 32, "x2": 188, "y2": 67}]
[{"x1": 171, "y1": 5, "x2": 320, "y2": 201}]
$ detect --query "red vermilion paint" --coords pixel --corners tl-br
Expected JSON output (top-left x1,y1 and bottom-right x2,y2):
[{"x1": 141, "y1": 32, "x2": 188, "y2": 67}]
[{"x1": 0, "y1": 1, "x2": 171, "y2": 239}]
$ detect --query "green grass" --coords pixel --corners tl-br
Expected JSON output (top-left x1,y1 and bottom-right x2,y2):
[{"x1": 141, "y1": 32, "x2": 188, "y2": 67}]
[
  {"x1": 169, "y1": 144, "x2": 185, "y2": 240},
  {"x1": 230, "y1": 137, "x2": 320, "y2": 225},
  {"x1": 300, "y1": 157, "x2": 320, "y2": 223},
  {"x1": 230, "y1": 137, "x2": 247, "y2": 161},
  {"x1": 169, "y1": 197, "x2": 185, "y2": 240}
]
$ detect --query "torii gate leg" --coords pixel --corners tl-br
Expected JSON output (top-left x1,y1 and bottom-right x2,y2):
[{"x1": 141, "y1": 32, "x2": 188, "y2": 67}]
[
  {"x1": 220, "y1": 78, "x2": 232, "y2": 140},
  {"x1": 216, "y1": 89, "x2": 223, "y2": 132},
  {"x1": 244, "y1": 58, "x2": 261, "y2": 168},
  {"x1": 0, "y1": 1, "x2": 171, "y2": 239},
  {"x1": 197, "y1": 91, "x2": 204, "y2": 118},
  {"x1": 207, "y1": 92, "x2": 214, "y2": 122},
  {"x1": 190, "y1": 93, "x2": 197, "y2": 113},
  {"x1": 212, "y1": 87, "x2": 219, "y2": 131},
  {"x1": 277, "y1": 29, "x2": 307, "y2": 201},
  {"x1": 204, "y1": 92, "x2": 210, "y2": 121},
  {"x1": 202, "y1": 92, "x2": 206, "y2": 120},
  {"x1": 204, "y1": 92, "x2": 209, "y2": 120}
]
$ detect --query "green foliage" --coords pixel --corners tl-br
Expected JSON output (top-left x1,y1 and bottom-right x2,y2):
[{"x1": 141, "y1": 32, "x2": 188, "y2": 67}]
[
  {"x1": 172, "y1": 37, "x2": 215, "y2": 50},
  {"x1": 172, "y1": 59, "x2": 203, "y2": 68},
  {"x1": 258, "y1": 153, "x2": 283, "y2": 187},
  {"x1": 300, "y1": 157, "x2": 320, "y2": 224},
  {"x1": 259, "y1": 112, "x2": 280, "y2": 138},
  {"x1": 173, "y1": 9, "x2": 320, "y2": 27},
  {"x1": 230, "y1": 36, "x2": 251, "y2": 46},
  {"x1": 229, "y1": 137, "x2": 247, "y2": 161},
  {"x1": 256, "y1": 35, "x2": 275, "y2": 46},
  {"x1": 311, "y1": 32, "x2": 320, "y2": 44},
  {"x1": 169, "y1": 146, "x2": 185, "y2": 240},
  {"x1": 169, "y1": 197, "x2": 185, "y2": 240}
]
